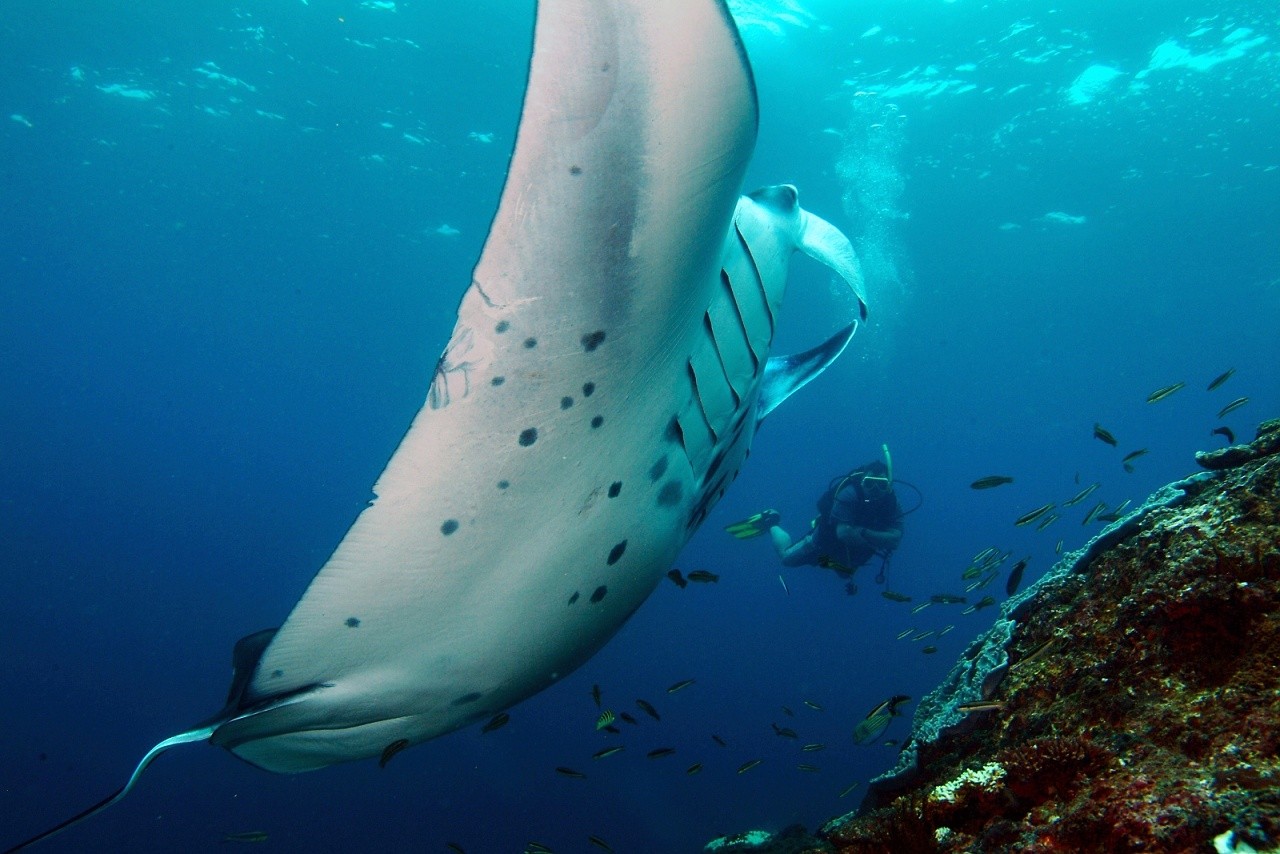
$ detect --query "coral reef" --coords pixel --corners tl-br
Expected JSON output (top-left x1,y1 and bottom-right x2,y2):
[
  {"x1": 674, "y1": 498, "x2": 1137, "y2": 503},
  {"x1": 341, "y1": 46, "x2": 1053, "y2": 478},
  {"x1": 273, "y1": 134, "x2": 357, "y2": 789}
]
[{"x1": 710, "y1": 419, "x2": 1280, "y2": 853}]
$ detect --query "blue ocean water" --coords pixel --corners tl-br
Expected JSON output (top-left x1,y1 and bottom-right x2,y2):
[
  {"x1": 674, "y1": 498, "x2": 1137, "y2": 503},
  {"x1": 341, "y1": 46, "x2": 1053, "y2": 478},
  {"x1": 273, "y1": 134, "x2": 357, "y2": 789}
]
[{"x1": 1, "y1": 1, "x2": 1276, "y2": 851}]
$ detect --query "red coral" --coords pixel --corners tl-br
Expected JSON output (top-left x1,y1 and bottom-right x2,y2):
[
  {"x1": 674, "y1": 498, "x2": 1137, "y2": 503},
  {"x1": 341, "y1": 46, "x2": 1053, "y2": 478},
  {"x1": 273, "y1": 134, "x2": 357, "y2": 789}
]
[{"x1": 997, "y1": 736, "x2": 1104, "y2": 805}]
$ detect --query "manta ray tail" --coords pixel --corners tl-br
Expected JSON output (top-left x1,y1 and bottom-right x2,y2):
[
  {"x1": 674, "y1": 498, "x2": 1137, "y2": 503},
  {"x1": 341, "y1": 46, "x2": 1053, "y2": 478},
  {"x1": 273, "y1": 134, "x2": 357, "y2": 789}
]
[{"x1": 2, "y1": 726, "x2": 215, "y2": 853}]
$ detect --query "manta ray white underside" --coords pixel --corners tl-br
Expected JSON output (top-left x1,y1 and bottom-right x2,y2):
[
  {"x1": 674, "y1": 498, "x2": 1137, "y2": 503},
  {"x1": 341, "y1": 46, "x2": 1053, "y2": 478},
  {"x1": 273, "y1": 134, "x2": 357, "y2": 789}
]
[{"x1": 4, "y1": 0, "x2": 868, "y2": 849}]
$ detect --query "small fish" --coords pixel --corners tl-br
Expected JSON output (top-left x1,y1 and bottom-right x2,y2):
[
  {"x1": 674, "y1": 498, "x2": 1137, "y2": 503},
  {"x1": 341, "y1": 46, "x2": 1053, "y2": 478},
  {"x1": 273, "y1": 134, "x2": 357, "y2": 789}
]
[
  {"x1": 592, "y1": 745, "x2": 625, "y2": 760},
  {"x1": 1093, "y1": 423, "x2": 1118, "y2": 446},
  {"x1": 223, "y1": 831, "x2": 269, "y2": 844},
  {"x1": 973, "y1": 595, "x2": 996, "y2": 610},
  {"x1": 1014, "y1": 502, "x2": 1056, "y2": 527},
  {"x1": 839, "y1": 781, "x2": 861, "y2": 798},
  {"x1": 1212, "y1": 426, "x2": 1235, "y2": 444},
  {"x1": 1121, "y1": 448, "x2": 1148, "y2": 465},
  {"x1": 646, "y1": 747, "x2": 676, "y2": 759},
  {"x1": 636, "y1": 699, "x2": 661, "y2": 720},
  {"x1": 956, "y1": 700, "x2": 1004, "y2": 714},
  {"x1": 879, "y1": 591, "x2": 911, "y2": 604},
  {"x1": 930, "y1": 593, "x2": 966, "y2": 604},
  {"x1": 1097, "y1": 511, "x2": 1124, "y2": 523},
  {"x1": 961, "y1": 565, "x2": 984, "y2": 580},
  {"x1": 818, "y1": 555, "x2": 855, "y2": 576},
  {"x1": 602, "y1": 725, "x2": 621, "y2": 734},
  {"x1": 667, "y1": 678, "x2": 695, "y2": 694},
  {"x1": 1122, "y1": 462, "x2": 1134, "y2": 474},
  {"x1": 803, "y1": 699, "x2": 824, "y2": 711},
  {"x1": 1146, "y1": 381, "x2": 1185, "y2": 403},
  {"x1": 1005, "y1": 557, "x2": 1028, "y2": 596},
  {"x1": 1062, "y1": 482, "x2": 1100, "y2": 506},
  {"x1": 1035, "y1": 512, "x2": 1060, "y2": 531},
  {"x1": 884, "y1": 739, "x2": 900, "y2": 746},
  {"x1": 938, "y1": 624, "x2": 955, "y2": 636},
  {"x1": 482, "y1": 712, "x2": 510, "y2": 733},
  {"x1": 556, "y1": 766, "x2": 587, "y2": 779},
  {"x1": 896, "y1": 628, "x2": 914, "y2": 640},
  {"x1": 922, "y1": 645, "x2": 938, "y2": 654},
  {"x1": 1014, "y1": 637, "x2": 1057, "y2": 669},
  {"x1": 379, "y1": 738, "x2": 410, "y2": 768},
  {"x1": 525, "y1": 843, "x2": 555, "y2": 853},
  {"x1": 446, "y1": 844, "x2": 466, "y2": 854},
  {"x1": 1055, "y1": 538, "x2": 1064, "y2": 554},
  {"x1": 1207, "y1": 368, "x2": 1235, "y2": 391},
  {"x1": 852, "y1": 695, "x2": 909, "y2": 744},
  {"x1": 801, "y1": 742, "x2": 825, "y2": 752},
  {"x1": 1218, "y1": 396, "x2": 1249, "y2": 419},
  {"x1": 591, "y1": 684, "x2": 602, "y2": 707},
  {"x1": 686, "y1": 569, "x2": 719, "y2": 583},
  {"x1": 970, "y1": 475, "x2": 1014, "y2": 490},
  {"x1": 711, "y1": 734, "x2": 727, "y2": 747},
  {"x1": 771, "y1": 723, "x2": 798, "y2": 739},
  {"x1": 778, "y1": 574, "x2": 789, "y2": 595},
  {"x1": 972, "y1": 546, "x2": 997, "y2": 563},
  {"x1": 797, "y1": 763, "x2": 822, "y2": 772},
  {"x1": 1082, "y1": 501, "x2": 1107, "y2": 525},
  {"x1": 618, "y1": 711, "x2": 639, "y2": 725},
  {"x1": 666, "y1": 568, "x2": 687, "y2": 588},
  {"x1": 595, "y1": 710, "x2": 616, "y2": 731},
  {"x1": 685, "y1": 762, "x2": 703, "y2": 775},
  {"x1": 781, "y1": 705, "x2": 795, "y2": 717},
  {"x1": 911, "y1": 601, "x2": 932, "y2": 614},
  {"x1": 588, "y1": 836, "x2": 614, "y2": 853},
  {"x1": 911, "y1": 630, "x2": 935, "y2": 642},
  {"x1": 961, "y1": 604, "x2": 977, "y2": 615},
  {"x1": 737, "y1": 759, "x2": 763, "y2": 774}
]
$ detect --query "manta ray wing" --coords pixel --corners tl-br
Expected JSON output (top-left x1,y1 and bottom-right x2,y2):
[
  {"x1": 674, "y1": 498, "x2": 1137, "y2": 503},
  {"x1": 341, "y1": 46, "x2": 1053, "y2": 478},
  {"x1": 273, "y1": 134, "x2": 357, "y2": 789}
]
[
  {"x1": 210, "y1": 0, "x2": 759, "y2": 773},
  {"x1": 4, "y1": 1, "x2": 873, "y2": 848}
]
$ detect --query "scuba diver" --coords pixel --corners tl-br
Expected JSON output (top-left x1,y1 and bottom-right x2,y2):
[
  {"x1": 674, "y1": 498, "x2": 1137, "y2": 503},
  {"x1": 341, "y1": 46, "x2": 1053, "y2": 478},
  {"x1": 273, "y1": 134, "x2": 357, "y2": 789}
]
[{"x1": 727, "y1": 445, "x2": 906, "y2": 590}]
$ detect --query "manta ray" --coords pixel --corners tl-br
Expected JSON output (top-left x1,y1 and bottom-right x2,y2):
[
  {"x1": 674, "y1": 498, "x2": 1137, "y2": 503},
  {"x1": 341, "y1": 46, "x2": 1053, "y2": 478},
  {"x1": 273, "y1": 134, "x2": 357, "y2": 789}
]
[{"x1": 4, "y1": 0, "x2": 868, "y2": 849}]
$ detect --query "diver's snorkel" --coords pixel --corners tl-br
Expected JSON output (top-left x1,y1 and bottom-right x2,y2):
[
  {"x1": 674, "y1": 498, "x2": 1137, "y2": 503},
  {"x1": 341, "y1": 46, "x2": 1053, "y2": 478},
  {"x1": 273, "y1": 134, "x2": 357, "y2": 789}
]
[{"x1": 859, "y1": 444, "x2": 894, "y2": 499}]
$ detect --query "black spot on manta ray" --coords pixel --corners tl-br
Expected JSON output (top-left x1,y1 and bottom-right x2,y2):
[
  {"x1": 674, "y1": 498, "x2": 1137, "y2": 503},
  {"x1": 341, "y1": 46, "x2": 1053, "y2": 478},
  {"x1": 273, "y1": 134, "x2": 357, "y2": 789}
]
[
  {"x1": 591, "y1": 416, "x2": 604, "y2": 429},
  {"x1": 568, "y1": 591, "x2": 580, "y2": 605},
  {"x1": 608, "y1": 481, "x2": 622, "y2": 498},
  {"x1": 582, "y1": 381, "x2": 595, "y2": 397},
  {"x1": 519, "y1": 428, "x2": 538, "y2": 446},
  {"x1": 345, "y1": 617, "x2": 361, "y2": 628},
  {"x1": 607, "y1": 540, "x2": 627, "y2": 566},
  {"x1": 491, "y1": 376, "x2": 505, "y2": 386},
  {"x1": 271, "y1": 669, "x2": 283, "y2": 679},
  {"x1": 523, "y1": 337, "x2": 537, "y2": 349},
  {"x1": 451, "y1": 692, "x2": 483, "y2": 706},
  {"x1": 495, "y1": 321, "x2": 510, "y2": 333},
  {"x1": 560, "y1": 396, "x2": 574, "y2": 410},
  {"x1": 581, "y1": 330, "x2": 606, "y2": 352},
  {"x1": 441, "y1": 519, "x2": 459, "y2": 535},
  {"x1": 657, "y1": 481, "x2": 683, "y2": 507},
  {"x1": 498, "y1": 479, "x2": 510, "y2": 490},
  {"x1": 650, "y1": 455, "x2": 669, "y2": 481},
  {"x1": 569, "y1": 165, "x2": 582, "y2": 175},
  {"x1": 590, "y1": 585, "x2": 608, "y2": 604}
]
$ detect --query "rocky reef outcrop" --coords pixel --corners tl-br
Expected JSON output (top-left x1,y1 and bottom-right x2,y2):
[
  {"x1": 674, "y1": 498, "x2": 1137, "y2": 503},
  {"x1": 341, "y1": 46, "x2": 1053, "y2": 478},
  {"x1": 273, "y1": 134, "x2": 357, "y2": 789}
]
[{"x1": 710, "y1": 419, "x2": 1280, "y2": 853}]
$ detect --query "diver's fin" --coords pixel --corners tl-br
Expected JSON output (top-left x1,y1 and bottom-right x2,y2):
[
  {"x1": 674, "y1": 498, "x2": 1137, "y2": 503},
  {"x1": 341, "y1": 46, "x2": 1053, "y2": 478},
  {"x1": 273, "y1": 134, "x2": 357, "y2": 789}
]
[
  {"x1": 757, "y1": 323, "x2": 857, "y2": 421},
  {"x1": 724, "y1": 509, "x2": 781, "y2": 539},
  {"x1": 2, "y1": 726, "x2": 214, "y2": 853}
]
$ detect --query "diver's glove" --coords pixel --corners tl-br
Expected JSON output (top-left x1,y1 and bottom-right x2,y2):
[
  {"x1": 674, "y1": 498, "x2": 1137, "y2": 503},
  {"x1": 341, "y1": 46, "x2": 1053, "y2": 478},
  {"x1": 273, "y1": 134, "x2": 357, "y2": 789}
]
[{"x1": 724, "y1": 509, "x2": 782, "y2": 539}]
